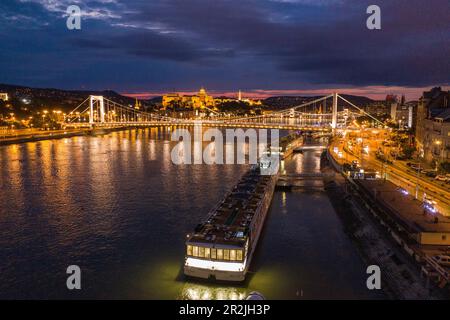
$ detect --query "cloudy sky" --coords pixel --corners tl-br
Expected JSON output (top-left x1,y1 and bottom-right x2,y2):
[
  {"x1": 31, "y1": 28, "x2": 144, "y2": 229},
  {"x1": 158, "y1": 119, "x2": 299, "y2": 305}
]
[{"x1": 0, "y1": 0, "x2": 449, "y2": 99}]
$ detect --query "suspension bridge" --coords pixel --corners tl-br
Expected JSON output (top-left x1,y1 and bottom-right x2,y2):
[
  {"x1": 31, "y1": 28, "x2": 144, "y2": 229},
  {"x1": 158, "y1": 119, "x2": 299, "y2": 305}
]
[{"x1": 62, "y1": 93, "x2": 384, "y2": 131}]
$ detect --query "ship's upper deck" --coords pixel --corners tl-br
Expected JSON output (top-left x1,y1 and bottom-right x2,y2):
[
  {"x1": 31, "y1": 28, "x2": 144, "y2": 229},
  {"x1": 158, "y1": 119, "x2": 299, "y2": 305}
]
[{"x1": 187, "y1": 166, "x2": 274, "y2": 248}]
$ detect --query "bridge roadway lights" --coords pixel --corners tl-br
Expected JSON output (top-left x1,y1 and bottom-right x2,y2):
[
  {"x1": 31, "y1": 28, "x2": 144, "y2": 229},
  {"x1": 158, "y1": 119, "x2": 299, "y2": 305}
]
[{"x1": 66, "y1": 121, "x2": 332, "y2": 132}]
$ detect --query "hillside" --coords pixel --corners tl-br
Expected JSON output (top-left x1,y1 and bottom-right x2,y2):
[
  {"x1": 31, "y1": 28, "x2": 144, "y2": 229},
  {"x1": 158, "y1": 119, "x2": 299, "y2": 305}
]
[
  {"x1": 0, "y1": 83, "x2": 378, "y2": 116},
  {"x1": 263, "y1": 94, "x2": 376, "y2": 110},
  {"x1": 0, "y1": 83, "x2": 148, "y2": 113}
]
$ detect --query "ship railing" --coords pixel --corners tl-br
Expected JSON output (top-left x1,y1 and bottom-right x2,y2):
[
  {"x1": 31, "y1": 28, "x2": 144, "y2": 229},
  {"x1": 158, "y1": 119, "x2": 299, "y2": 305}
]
[
  {"x1": 204, "y1": 165, "x2": 271, "y2": 222},
  {"x1": 205, "y1": 189, "x2": 234, "y2": 219}
]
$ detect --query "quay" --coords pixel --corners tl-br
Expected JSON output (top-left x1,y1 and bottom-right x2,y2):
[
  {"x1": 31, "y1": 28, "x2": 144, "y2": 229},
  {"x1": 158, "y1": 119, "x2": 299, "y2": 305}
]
[
  {"x1": 0, "y1": 126, "x2": 143, "y2": 146},
  {"x1": 0, "y1": 129, "x2": 90, "y2": 146},
  {"x1": 326, "y1": 146, "x2": 450, "y2": 290},
  {"x1": 354, "y1": 179, "x2": 450, "y2": 246}
]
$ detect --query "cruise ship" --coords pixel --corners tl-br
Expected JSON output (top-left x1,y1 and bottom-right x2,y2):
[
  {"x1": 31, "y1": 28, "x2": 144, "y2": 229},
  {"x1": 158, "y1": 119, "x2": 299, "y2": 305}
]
[
  {"x1": 272, "y1": 133, "x2": 303, "y2": 159},
  {"x1": 184, "y1": 162, "x2": 278, "y2": 282}
]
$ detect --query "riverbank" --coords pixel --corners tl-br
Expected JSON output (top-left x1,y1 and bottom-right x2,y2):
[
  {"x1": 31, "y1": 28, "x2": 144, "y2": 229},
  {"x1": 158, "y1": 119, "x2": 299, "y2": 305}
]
[
  {"x1": 320, "y1": 152, "x2": 448, "y2": 299},
  {"x1": 329, "y1": 137, "x2": 450, "y2": 216},
  {"x1": 0, "y1": 127, "x2": 130, "y2": 146}
]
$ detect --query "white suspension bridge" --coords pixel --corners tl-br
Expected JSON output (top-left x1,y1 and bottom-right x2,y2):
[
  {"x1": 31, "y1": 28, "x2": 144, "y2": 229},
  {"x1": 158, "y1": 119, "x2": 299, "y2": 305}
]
[{"x1": 62, "y1": 93, "x2": 384, "y2": 131}]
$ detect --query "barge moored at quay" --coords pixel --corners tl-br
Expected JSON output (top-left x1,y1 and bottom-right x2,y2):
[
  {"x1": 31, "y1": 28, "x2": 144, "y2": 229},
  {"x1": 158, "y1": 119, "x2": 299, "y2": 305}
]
[{"x1": 278, "y1": 133, "x2": 303, "y2": 159}]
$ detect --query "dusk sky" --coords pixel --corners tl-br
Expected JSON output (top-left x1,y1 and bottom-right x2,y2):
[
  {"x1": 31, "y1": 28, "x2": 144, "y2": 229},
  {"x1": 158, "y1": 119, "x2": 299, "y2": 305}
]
[{"x1": 0, "y1": 0, "x2": 449, "y2": 99}]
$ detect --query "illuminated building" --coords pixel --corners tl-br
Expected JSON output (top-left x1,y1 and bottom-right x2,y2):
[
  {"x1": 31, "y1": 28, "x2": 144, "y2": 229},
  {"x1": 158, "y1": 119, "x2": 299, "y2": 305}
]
[
  {"x1": 162, "y1": 88, "x2": 262, "y2": 109},
  {"x1": 390, "y1": 101, "x2": 414, "y2": 129},
  {"x1": 0, "y1": 93, "x2": 8, "y2": 101},
  {"x1": 415, "y1": 87, "x2": 450, "y2": 164},
  {"x1": 134, "y1": 98, "x2": 141, "y2": 110},
  {"x1": 235, "y1": 90, "x2": 262, "y2": 106},
  {"x1": 162, "y1": 87, "x2": 215, "y2": 109}
]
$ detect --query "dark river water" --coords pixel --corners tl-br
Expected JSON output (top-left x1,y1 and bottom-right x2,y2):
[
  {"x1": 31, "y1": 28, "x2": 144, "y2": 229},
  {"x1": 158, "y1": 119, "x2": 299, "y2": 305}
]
[{"x1": 0, "y1": 128, "x2": 384, "y2": 299}]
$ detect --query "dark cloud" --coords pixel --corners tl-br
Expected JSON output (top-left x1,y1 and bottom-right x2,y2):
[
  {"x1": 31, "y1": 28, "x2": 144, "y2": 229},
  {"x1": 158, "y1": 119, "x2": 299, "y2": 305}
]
[
  {"x1": 0, "y1": 0, "x2": 448, "y2": 91},
  {"x1": 72, "y1": 29, "x2": 236, "y2": 63}
]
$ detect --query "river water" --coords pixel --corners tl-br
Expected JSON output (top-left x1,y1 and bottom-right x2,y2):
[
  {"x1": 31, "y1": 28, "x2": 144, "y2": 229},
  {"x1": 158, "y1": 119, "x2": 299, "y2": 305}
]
[{"x1": 0, "y1": 128, "x2": 384, "y2": 299}]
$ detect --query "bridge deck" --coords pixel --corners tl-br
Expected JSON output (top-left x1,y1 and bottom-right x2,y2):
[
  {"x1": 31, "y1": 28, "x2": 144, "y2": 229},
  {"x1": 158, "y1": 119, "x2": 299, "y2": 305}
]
[{"x1": 63, "y1": 121, "x2": 333, "y2": 131}]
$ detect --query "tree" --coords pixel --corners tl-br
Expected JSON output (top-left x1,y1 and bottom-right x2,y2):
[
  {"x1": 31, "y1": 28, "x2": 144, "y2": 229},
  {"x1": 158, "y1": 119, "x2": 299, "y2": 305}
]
[
  {"x1": 401, "y1": 145, "x2": 416, "y2": 159},
  {"x1": 440, "y1": 162, "x2": 450, "y2": 174}
]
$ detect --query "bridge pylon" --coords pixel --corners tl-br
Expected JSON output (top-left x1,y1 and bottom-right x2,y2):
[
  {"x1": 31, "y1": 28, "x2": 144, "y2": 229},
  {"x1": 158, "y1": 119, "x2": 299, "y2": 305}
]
[
  {"x1": 89, "y1": 95, "x2": 105, "y2": 125},
  {"x1": 331, "y1": 92, "x2": 338, "y2": 129}
]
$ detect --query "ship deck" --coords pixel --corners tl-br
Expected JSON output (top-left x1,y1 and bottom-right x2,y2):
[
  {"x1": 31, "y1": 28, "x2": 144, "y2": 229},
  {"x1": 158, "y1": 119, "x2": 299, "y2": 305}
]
[{"x1": 187, "y1": 166, "x2": 274, "y2": 247}]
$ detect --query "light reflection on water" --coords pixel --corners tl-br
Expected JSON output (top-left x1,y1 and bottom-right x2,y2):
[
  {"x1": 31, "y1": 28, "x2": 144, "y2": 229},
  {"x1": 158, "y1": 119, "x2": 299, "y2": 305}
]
[
  {"x1": 0, "y1": 128, "x2": 384, "y2": 299},
  {"x1": 180, "y1": 284, "x2": 246, "y2": 300}
]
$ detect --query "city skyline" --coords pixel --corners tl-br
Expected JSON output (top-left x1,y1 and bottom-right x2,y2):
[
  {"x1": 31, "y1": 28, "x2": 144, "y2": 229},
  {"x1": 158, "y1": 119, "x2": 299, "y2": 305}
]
[
  {"x1": 0, "y1": 0, "x2": 448, "y2": 100},
  {"x1": 121, "y1": 85, "x2": 449, "y2": 101}
]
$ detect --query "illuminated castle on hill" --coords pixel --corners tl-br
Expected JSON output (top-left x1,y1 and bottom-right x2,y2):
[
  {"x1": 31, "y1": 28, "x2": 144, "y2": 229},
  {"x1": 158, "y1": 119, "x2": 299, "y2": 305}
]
[
  {"x1": 162, "y1": 87, "x2": 215, "y2": 109},
  {"x1": 162, "y1": 88, "x2": 261, "y2": 109}
]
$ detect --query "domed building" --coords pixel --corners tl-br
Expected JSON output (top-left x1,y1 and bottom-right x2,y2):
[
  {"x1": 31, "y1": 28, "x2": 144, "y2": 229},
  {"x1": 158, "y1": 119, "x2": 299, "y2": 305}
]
[{"x1": 162, "y1": 87, "x2": 215, "y2": 109}]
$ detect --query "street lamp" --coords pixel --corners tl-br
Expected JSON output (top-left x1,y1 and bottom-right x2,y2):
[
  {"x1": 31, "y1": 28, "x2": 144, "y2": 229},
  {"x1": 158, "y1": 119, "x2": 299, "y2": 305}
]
[
  {"x1": 434, "y1": 140, "x2": 443, "y2": 170},
  {"x1": 414, "y1": 160, "x2": 422, "y2": 200}
]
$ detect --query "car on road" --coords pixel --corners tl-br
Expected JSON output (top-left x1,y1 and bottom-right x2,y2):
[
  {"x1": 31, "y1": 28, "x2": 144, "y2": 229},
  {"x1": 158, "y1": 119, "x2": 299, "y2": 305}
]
[
  {"x1": 424, "y1": 196, "x2": 437, "y2": 205},
  {"x1": 406, "y1": 162, "x2": 422, "y2": 170},
  {"x1": 432, "y1": 255, "x2": 450, "y2": 267},
  {"x1": 421, "y1": 169, "x2": 438, "y2": 178},
  {"x1": 435, "y1": 175, "x2": 448, "y2": 182},
  {"x1": 397, "y1": 187, "x2": 409, "y2": 195},
  {"x1": 426, "y1": 171, "x2": 438, "y2": 178}
]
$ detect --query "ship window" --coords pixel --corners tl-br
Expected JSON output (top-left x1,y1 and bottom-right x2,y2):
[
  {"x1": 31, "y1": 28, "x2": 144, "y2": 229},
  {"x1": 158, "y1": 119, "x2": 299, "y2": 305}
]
[
  {"x1": 217, "y1": 249, "x2": 223, "y2": 260},
  {"x1": 193, "y1": 246, "x2": 199, "y2": 257},
  {"x1": 211, "y1": 248, "x2": 217, "y2": 260},
  {"x1": 199, "y1": 246, "x2": 205, "y2": 258},
  {"x1": 237, "y1": 250, "x2": 243, "y2": 261},
  {"x1": 205, "y1": 247, "x2": 211, "y2": 259},
  {"x1": 187, "y1": 245, "x2": 193, "y2": 256},
  {"x1": 224, "y1": 249, "x2": 230, "y2": 260},
  {"x1": 230, "y1": 249, "x2": 236, "y2": 261}
]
